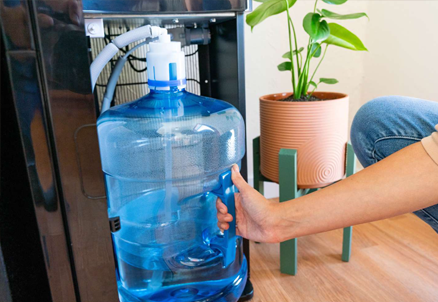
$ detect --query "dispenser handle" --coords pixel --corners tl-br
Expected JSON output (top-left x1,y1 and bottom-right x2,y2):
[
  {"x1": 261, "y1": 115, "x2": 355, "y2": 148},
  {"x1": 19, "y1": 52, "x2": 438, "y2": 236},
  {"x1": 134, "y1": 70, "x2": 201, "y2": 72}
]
[{"x1": 212, "y1": 170, "x2": 237, "y2": 267}]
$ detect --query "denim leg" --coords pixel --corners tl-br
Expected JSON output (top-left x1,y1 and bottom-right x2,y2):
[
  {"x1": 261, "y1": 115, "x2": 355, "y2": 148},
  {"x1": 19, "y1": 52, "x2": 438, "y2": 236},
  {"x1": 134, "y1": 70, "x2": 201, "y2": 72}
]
[{"x1": 350, "y1": 96, "x2": 438, "y2": 233}]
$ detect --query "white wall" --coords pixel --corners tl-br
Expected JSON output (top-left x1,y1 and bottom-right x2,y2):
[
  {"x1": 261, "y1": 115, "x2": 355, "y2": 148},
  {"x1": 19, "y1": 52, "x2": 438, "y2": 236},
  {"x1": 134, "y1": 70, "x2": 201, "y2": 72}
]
[
  {"x1": 244, "y1": 1, "x2": 438, "y2": 197},
  {"x1": 361, "y1": 1, "x2": 438, "y2": 103}
]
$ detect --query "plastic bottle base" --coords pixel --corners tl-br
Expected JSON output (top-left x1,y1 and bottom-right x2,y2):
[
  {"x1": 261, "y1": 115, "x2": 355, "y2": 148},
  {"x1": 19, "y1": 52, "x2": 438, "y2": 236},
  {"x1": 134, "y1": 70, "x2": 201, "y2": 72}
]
[{"x1": 118, "y1": 258, "x2": 248, "y2": 302}]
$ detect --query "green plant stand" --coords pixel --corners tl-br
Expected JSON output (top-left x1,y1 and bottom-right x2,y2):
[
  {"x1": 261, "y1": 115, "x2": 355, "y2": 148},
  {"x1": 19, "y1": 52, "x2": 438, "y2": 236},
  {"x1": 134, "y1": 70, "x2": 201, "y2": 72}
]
[{"x1": 253, "y1": 137, "x2": 357, "y2": 275}]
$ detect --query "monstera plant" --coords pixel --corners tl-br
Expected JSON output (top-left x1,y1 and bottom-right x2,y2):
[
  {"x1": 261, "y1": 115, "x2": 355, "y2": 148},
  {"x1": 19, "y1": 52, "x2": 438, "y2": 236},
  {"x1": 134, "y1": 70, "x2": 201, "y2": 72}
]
[
  {"x1": 249, "y1": 0, "x2": 368, "y2": 189},
  {"x1": 247, "y1": 0, "x2": 367, "y2": 101}
]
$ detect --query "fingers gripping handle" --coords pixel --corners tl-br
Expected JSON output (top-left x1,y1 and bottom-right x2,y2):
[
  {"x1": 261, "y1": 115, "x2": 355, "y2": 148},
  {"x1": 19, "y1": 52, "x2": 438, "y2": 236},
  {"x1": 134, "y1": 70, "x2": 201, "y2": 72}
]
[
  {"x1": 215, "y1": 171, "x2": 236, "y2": 239},
  {"x1": 212, "y1": 170, "x2": 237, "y2": 267}
]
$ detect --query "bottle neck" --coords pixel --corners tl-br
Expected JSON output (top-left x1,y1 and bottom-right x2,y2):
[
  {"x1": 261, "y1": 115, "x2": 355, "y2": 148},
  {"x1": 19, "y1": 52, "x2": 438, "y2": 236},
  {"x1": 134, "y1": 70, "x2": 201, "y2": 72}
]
[
  {"x1": 146, "y1": 86, "x2": 186, "y2": 110},
  {"x1": 145, "y1": 87, "x2": 186, "y2": 116},
  {"x1": 148, "y1": 79, "x2": 187, "y2": 92},
  {"x1": 149, "y1": 85, "x2": 186, "y2": 94}
]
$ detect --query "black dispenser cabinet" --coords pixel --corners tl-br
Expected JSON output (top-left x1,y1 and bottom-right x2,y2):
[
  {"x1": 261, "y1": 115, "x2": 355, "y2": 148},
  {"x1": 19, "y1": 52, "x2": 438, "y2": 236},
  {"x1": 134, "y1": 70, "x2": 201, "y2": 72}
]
[{"x1": 1, "y1": 1, "x2": 253, "y2": 301}]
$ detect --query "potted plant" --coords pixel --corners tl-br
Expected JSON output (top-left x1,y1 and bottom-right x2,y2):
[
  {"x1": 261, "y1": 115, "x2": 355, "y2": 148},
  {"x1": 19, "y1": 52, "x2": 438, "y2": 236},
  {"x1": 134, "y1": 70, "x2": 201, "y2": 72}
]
[{"x1": 247, "y1": 0, "x2": 368, "y2": 188}]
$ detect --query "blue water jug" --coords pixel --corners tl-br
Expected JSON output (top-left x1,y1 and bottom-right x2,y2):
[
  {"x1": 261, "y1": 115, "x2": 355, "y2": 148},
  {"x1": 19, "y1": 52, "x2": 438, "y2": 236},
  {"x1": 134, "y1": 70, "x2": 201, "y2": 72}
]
[{"x1": 97, "y1": 34, "x2": 247, "y2": 302}]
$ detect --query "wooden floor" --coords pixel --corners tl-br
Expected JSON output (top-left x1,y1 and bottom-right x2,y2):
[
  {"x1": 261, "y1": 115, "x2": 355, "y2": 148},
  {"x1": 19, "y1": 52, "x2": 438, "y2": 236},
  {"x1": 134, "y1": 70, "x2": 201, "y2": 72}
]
[{"x1": 249, "y1": 213, "x2": 438, "y2": 302}]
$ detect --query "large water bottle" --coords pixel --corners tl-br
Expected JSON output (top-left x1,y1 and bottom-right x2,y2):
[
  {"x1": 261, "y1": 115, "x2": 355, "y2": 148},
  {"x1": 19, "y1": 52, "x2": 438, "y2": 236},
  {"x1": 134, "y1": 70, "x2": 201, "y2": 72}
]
[{"x1": 97, "y1": 34, "x2": 247, "y2": 302}]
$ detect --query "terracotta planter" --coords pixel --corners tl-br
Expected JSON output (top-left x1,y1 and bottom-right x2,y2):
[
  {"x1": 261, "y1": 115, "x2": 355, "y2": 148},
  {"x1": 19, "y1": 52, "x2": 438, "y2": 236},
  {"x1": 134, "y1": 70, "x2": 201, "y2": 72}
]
[{"x1": 260, "y1": 92, "x2": 349, "y2": 189}]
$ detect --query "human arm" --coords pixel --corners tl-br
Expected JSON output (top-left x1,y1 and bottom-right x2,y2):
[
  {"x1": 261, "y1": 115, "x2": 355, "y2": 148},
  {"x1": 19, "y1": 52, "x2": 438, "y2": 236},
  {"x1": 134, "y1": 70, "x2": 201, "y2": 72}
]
[{"x1": 217, "y1": 142, "x2": 438, "y2": 243}]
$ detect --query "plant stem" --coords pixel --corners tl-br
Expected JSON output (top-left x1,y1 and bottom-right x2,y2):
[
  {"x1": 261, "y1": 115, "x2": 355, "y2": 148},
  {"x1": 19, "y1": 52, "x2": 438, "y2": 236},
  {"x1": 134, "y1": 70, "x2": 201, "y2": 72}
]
[
  {"x1": 296, "y1": 32, "x2": 314, "y2": 98},
  {"x1": 296, "y1": 0, "x2": 320, "y2": 98},
  {"x1": 288, "y1": 16, "x2": 301, "y2": 77},
  {"x1": 285, "y1": 0, "x2": 296, "y2": 95},
  {"x1": 305, "y1": 45, "x2": 325, "y2": 95},
  {"x1": 310, "y1": 83, "x2": 319, "y2": 96},
  {"x1": 299, "y1": 52, "x2": 303, "y2": 69},
  {"x1": 306, "y1": 0, "x2": 320, "y2": 94},
  {"x1": 308, "y1": 45, "x2": 329, "y2": 91},
  {"x1": 296, "y1": 42, "x2": 315, "y2": 97}
]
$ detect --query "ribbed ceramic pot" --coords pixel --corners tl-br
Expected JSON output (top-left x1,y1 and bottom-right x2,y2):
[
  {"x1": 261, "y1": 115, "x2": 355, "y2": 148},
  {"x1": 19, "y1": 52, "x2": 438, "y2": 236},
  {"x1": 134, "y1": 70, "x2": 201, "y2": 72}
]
[{"x1": 260, "y1": 92, "x2": 349, "y2": 189}]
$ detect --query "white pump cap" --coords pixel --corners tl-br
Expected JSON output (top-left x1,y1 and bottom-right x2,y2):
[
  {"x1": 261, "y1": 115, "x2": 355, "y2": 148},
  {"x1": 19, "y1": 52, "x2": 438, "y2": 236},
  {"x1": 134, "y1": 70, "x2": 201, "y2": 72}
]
[{"x1": 147, "y1": 34, "x2": 186, "y2": 90}]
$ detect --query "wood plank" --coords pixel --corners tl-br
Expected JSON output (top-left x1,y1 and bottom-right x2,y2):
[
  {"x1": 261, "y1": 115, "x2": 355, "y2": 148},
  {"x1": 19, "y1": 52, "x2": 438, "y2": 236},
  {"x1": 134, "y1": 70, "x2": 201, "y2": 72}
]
[{"x1": 249, "y1": 212, "x2": 438, "y2": 302}]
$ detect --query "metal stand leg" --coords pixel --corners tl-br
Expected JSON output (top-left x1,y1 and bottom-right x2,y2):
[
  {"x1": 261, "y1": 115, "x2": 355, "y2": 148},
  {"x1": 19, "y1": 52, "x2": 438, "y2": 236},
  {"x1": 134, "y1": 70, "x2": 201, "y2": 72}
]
[
  {"x1": 253, "y1": 137, "x2": 265, "y2": 246},
  {"x1": 342, "y1": 143, "x2": 357, "y2": 262},
  {"x1": 279, "y1": 149, "x2": 299, "y2": 275},
  {"x1": 253, "y1": 137, "x2": 264, "y2": 196},
  {"x1": 342, "y1": 226, "x2": 353, "y2": 262}
]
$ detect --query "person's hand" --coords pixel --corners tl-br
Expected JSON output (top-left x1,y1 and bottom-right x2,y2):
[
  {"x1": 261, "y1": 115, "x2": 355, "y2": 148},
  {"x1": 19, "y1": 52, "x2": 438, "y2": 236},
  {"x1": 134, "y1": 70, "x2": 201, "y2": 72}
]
[
  {"x1": 0, "y1": 4, "x2": 51, "y2": 48},
  {"x1": 46, "y1": 0, "x2": 82, "y2": 26},
  {"x1": 0, "y1": 0, "x2": 82, "y2": 49},
  {"x1": 216, "y1": 164, "x2": 281, "y2": 243}
]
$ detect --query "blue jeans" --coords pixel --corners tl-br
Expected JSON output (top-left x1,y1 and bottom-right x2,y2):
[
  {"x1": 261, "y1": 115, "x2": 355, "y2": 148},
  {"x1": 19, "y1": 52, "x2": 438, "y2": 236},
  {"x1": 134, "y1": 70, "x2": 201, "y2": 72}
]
[{"x1": 351, "y1": 96, "x2": 438, "y2": 233}]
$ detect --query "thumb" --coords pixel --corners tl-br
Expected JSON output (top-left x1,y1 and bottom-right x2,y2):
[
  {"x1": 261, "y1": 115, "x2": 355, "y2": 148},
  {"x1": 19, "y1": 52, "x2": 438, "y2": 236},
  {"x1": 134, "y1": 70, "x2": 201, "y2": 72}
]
[
  {"x1": 68, "y1": 0, "x2": 82, "y2": 26},
  {"x1": 37, "y1": 14, "x2": 54, "y2": 29},
  {"x1": 231, "y1": 164, "x2": 250, "y2": 191}
]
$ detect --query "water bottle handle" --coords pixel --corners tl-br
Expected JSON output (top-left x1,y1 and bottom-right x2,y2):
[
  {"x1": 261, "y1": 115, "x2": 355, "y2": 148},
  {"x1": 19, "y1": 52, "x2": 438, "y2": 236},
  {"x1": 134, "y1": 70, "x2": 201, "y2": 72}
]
[{"x1": 212, "y1": 170, "x2": 237, "y2": 267}]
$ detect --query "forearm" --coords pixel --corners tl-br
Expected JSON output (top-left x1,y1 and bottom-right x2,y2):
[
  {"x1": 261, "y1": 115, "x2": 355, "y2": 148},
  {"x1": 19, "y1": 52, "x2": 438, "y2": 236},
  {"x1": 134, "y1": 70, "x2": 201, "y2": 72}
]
[{"x1": 275, "y1": 142, "x2": 438, "y2": 241}]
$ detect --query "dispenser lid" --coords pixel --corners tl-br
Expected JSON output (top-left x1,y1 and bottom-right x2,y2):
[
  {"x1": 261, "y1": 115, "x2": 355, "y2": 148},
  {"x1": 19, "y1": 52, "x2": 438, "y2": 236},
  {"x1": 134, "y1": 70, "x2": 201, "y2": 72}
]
[{"x1": 147, "y1": 34, "x2": 186, "y2": 90}]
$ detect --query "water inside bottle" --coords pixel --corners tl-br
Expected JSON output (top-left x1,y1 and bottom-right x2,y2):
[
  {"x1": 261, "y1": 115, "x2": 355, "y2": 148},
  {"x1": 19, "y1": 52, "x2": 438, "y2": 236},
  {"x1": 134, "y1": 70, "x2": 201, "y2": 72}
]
[{"x1": 107, "y1": 175, "x2": 247, "y2": 301}]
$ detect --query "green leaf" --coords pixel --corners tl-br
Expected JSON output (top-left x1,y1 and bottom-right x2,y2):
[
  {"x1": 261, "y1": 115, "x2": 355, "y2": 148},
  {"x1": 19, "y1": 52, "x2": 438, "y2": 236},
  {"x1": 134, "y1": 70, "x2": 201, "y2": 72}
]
[
  {"x1": 320, "y1": 78, "x2": 339, "y2": 84},
  {"x1": 282, "y1": 47, "x2": 305, "y2": 60},
  {"x1": 282, "y1": 52, "x2": 292, "y2": 60},
  {"x1": 277, "y1": 61, "x2": 292, "y2": 71},
  {"x1": 246, "y1": 0, "x2": 297, "y2": 30},
  {"x1": 322, "y1": 0, "x2": 348, "y2": 5},
  {"x1": 303, "y1": 13, "x2": 330, "y2": 43},
  {"x1": 254, "y1": 0, "x2": 269, "y2": 2},
  {"x1": 311, "y1": 43, "x2": 322, "y2": 58},
  {"x1": 308, "y1": 81, "x2": 317, "y2": 89},
  {"x1": 319, "y1": 9, "x2": 368, "y2": 20},
  {"x1": 323, "y1": 23, "x2": 367, "y2": 51}
]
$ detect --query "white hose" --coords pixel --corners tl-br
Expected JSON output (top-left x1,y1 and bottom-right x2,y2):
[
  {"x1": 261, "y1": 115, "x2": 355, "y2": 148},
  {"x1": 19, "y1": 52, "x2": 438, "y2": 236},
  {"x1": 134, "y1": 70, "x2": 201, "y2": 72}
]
[
  {"x1": 113, "y1": 26, "x2": 166, "y2": 48},
  {"x1": 90, "y1": 25, "x2": 167, "y2": 91},
  {"x1": 90, "y1": 43, "x2": 119, "y2": 92}
]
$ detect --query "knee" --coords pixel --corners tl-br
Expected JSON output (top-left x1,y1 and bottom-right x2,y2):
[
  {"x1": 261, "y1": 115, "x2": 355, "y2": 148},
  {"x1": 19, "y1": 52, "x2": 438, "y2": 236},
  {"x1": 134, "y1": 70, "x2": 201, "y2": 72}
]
[
  {"x1": 351, "y1": 97, "x2": 388, "y2": 143},
  {"x1": 351, "y1": 96, "x2": 397, "y2": 166}
]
